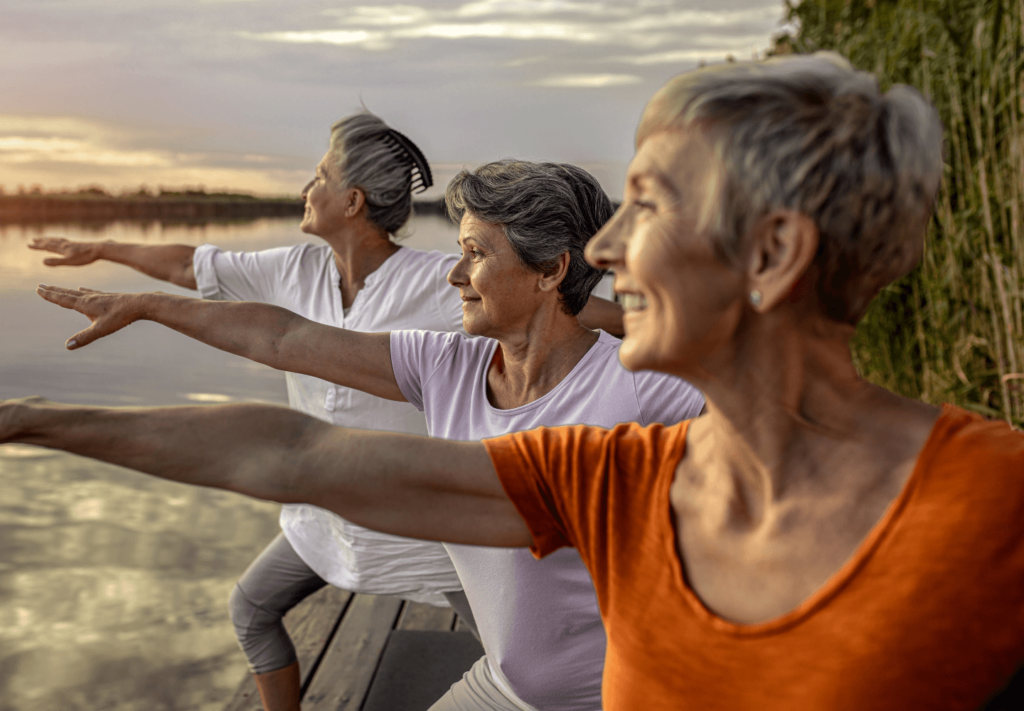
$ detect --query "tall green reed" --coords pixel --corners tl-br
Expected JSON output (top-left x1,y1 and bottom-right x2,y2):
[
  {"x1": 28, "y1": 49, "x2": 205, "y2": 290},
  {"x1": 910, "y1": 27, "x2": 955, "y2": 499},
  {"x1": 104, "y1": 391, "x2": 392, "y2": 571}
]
[{"x1": 778, "y1": 0, "x2": 1024, "y2": 426}]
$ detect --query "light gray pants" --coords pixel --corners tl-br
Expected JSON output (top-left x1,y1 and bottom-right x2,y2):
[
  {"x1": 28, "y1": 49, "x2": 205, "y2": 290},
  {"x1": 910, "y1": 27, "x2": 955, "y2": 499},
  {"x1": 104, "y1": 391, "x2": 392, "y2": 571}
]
[
  {"x1": 229, "y1": 532, "x2": 477, "y2": 674},
  {"x1": 428, "y1": 656, "x2": 539, "y2": 711},
  {"x1": 228, "y1": 532, "x2": 327, "y2": 674}
]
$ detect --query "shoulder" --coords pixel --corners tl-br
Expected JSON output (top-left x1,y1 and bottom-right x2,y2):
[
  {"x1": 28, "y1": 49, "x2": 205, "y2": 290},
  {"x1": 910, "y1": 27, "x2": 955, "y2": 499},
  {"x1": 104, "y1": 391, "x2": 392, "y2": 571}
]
[
  {"x1": 581, "y1": 331, "x2": 633, "y2": 375},
  {"x1": 282, "y1": 242, "x2": 332, "y2": 268},
  {"x1": 390, "y1": 247, "x2": 458, "y2": 275},
  {"x1": 384, "y1": 249, "x2": 460, "y2": 299},
  {"x1": 493, "y1": 420, "x2": 685, "y2": 478},
  {"x1": 916, "y1": 405, "x2": 1024, "y2": 509},
  {"x1": 927, "y1": 407, "x2": 1024, "y2": 470},
  {"x1": 228, "y1": 242, "x2": 328, "y2": 273},
  {"x1": 392, "y1": 329, "x2": 483, "y2": 361}
]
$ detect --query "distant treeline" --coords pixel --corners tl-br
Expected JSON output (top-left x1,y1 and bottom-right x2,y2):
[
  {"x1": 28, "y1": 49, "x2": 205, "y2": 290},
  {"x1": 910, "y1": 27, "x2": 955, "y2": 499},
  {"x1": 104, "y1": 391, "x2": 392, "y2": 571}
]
[
  {"x1": 0, "y1": 188, "x2": 303, "y2": 225},
  {"x1": 0, "y1": 187, "x2": 451, "y2": 225}
]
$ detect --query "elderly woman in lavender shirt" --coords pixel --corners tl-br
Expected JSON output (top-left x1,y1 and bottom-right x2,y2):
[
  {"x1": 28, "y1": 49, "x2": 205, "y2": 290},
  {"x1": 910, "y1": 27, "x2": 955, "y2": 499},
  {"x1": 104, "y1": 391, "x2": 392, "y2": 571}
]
[{"x1": 30, "y1": 159, "x2": 703, "y2": 711}]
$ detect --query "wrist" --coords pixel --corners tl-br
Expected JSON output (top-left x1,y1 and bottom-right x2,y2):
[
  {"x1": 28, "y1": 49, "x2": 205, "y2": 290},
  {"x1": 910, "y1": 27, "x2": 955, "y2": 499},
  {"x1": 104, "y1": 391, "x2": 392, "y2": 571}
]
[
  {"x1": 0, "y1": 397, "x2": 54, "y2": 445},
  {"x1": 92, "y1": 240, "x2": 116, "y2": 262},
  {"x1": 133, "y1": 292, "x2": 169, "y2": 322}
]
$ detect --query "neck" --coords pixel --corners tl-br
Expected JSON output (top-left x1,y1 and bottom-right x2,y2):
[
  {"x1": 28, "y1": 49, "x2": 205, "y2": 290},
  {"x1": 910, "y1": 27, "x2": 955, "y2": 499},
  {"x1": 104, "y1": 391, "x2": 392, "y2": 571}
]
[
  {"x1": 488, "y1": 306, "x2": 599, "y2": 409},
  {"x1": 684, "y1": 312, "x2": 906, "y2": 523},
  {"x1": 321, "y1": 223, "x2": 399, "y2": 308}
]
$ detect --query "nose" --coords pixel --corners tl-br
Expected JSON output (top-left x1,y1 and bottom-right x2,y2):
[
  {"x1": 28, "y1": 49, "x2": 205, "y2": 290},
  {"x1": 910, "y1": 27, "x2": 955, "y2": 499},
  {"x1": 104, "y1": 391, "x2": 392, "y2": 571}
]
[
  {"x1": 300, "y1": 178, "x2": 315, "y2": 199},
  {"x1": 447, "y1": 252, "x2": 470, "y2": 288},
  {"x1": 585, "y1": 206, "x2": 628, "y2": 270}
]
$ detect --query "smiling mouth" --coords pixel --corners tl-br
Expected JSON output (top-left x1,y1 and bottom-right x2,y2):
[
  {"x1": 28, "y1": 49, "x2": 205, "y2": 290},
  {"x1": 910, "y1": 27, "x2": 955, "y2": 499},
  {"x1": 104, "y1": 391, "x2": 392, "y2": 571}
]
[{"x1": 619, "y1": 293, "x2": 648, "y2": 312}]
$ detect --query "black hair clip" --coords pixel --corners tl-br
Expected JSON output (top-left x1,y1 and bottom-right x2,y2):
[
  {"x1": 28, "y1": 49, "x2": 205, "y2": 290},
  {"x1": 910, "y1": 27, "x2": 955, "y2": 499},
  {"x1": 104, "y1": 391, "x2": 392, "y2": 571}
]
[{"x1": 382, "y1": 128, "x2": 434, "y2": 194}]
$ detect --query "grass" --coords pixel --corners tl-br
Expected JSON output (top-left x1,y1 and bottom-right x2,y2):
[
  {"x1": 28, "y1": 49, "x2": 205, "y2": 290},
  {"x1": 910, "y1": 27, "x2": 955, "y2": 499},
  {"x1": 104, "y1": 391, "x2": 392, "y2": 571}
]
[{"x1": 778, "y1": 0, "x2": 1024, "y2": 427}]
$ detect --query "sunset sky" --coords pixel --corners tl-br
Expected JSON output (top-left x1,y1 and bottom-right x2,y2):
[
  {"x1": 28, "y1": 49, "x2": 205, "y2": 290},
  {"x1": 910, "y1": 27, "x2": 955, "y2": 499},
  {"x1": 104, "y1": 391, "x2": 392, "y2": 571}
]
[{"x1": 1, "y1": 0, "x2": 789, "y2": 199}]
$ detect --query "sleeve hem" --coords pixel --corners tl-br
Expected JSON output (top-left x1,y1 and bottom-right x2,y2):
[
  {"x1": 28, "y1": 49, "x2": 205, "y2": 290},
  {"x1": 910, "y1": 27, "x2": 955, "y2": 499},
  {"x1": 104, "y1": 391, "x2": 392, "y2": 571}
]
[
  {"x1": 389, "y1": 331, "x2": 424, "y2": 411},
  {"x1": 484, "y1": 435, "x2": 571, "y2": 559},
  {"x1": 192, "y1": 244, "x2": 222, "y2": 300}
]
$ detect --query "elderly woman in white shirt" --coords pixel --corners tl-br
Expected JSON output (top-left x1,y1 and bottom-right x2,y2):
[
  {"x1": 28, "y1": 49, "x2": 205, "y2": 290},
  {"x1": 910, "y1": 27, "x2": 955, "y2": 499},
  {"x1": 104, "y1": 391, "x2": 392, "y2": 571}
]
[
  {"x1": 28, "y1": 113, "x2": 623, "y2": 711},
  {"x1": 31, "y1": 159, "x2": 696, "y2": 711}
]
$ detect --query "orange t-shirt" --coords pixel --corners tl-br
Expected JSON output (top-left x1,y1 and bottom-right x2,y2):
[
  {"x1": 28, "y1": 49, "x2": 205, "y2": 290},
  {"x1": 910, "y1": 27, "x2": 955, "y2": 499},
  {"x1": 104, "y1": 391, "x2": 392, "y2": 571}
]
[{"x1": 484, "y1": 404, "x2": 1024, "y2": 711}]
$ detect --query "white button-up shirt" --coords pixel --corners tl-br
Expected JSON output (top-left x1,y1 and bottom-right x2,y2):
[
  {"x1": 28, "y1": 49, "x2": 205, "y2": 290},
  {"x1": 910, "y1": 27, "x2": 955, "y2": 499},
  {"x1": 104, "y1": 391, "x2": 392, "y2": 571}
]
[{"x1": 194, "y1": 242, "x2": 465, "y2": 604}]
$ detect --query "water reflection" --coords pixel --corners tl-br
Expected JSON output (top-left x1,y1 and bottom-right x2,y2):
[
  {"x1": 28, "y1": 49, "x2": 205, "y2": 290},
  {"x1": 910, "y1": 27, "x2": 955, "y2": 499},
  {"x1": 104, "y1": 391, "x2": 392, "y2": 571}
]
[{"x1": 0, "y1": 216, "x2": 460, "y2": 710}]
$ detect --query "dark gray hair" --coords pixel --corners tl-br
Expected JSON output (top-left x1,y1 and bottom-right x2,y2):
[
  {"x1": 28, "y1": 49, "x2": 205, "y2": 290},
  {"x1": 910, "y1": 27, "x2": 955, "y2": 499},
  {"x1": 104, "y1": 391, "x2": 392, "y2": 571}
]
[
  {"x1": 639, "y1": 51, "x2": 943, "y2": 324},
  {"x1": 329, "y1": 112, "x2": 419, "y2": 235},
  {"x1": 445, "y1": 160, "x2": 613, "y2": 316}
]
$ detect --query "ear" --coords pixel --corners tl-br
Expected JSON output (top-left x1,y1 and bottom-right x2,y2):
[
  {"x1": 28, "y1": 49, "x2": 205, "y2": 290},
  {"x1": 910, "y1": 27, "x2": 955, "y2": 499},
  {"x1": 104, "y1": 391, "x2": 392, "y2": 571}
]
[
  {"x1": 537, "y1": 252, "x2": 571, "y2": 293},
  {"x1": 344, "y1": 188, "x2": 367, "y2": 218},
  {"x1": 745, "y1": 210, "x2": 818, "y2": 312}
]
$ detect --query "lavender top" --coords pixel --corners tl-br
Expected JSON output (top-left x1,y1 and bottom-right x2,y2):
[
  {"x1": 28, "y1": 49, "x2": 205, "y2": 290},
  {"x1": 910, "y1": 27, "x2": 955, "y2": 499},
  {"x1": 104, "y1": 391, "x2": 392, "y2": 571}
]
[{"x1": 391, "y1": 329, "x2": 704, "y2": 711}]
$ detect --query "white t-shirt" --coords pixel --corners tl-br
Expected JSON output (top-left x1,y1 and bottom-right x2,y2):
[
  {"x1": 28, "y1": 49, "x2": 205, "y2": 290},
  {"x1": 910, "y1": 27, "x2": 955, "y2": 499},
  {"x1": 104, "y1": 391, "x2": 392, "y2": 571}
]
[
  {"x1": 194, "y1": 243, "x2": 466, "y2": 604},
  {"x1": 390, "y1": 329, "x2": 705, "y2": 711}
]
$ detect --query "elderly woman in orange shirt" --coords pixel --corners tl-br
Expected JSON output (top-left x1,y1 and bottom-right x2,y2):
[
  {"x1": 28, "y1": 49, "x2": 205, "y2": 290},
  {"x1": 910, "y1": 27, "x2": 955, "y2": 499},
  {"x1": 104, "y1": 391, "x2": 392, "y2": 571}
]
[{"x1": 5, "y1": 52, "x2": 1024, "y2": 710}]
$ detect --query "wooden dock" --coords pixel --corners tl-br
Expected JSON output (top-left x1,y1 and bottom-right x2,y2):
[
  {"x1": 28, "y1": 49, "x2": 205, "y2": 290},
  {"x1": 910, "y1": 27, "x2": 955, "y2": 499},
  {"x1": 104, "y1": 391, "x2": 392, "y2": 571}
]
[{"x1": 224, "y1": 587, "x2": 482, "y2": 711}]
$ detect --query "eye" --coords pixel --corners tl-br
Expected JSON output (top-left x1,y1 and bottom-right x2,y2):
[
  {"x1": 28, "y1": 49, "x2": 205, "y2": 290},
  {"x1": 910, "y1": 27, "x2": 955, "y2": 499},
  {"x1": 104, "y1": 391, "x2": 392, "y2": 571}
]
[{"x1": 632, "y1": 199, "x2": 656, "y2": 211}]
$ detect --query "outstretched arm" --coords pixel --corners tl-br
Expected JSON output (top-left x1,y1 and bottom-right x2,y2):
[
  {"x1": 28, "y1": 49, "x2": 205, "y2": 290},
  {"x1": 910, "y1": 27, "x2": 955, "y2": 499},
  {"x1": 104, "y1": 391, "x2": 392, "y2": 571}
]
[
  {"x1": 35, "y1": 286, "x2": 404, "y2": 401},
  {"x1": 1, "y1": 397, "x2": 532, "y2": 547},
  {"x1": 29, "y1": 237, "x2": 197, "y2": 289},
  {"x1": 578, "y1": 295, "x2": 624, "y2": 337}
]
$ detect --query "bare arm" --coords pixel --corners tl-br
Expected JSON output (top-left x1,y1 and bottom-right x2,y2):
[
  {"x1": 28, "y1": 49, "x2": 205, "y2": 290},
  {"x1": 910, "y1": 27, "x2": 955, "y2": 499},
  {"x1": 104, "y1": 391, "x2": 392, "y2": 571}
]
[
  {"x1": 1, "y1": 397, "x2": 532, "y2": 547},
  {"x1": 579, "y1": 295, "x2": 623, "y2": 337},
  {"x1": 29, "y1": 237, "x2": 197, "y2": 289},
  {"x1": 35, "y1": 285, "x2": 405, "y2": 401}
]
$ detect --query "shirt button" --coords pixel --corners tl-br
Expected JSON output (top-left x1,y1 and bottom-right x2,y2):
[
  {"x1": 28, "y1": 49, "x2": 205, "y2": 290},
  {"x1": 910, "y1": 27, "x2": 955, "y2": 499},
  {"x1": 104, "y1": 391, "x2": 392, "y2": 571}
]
[{"x1": 324, "y1": 389, "x2": 336, "y2": 411}]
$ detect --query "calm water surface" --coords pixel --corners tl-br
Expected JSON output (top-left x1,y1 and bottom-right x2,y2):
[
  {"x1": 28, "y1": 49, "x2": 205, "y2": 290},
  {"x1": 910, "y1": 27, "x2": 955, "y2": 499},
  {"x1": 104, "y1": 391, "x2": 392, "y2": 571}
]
[{"x1": 0, "y1": 216, "x2": 460, "y2": 710}]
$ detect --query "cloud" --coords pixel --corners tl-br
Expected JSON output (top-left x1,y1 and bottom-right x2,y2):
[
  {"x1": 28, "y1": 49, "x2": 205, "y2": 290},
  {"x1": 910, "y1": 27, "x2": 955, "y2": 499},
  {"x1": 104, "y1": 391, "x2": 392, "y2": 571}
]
[
  {"x1": 0, "y1": 0, "x2": 788, "y2": 196},
  {"x1": 530, "y1": 73, "x2": 642, "y2": 88},
  {"x1": 251, "y1": 29, "x2": 377, "y2": 45},
  {"x1": 245, "y1": 2, "x2": 784, "y2": 54},
  {"x1": 0, "y1": 115, "x2": 306, "y2": 194},
  {"x1": 0, "y1": 137, "x2": 173, "y2": 167}
]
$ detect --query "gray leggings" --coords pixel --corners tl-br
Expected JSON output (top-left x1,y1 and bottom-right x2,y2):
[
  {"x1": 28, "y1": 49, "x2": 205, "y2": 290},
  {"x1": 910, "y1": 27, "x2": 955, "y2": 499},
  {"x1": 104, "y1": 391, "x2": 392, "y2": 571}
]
[{"x1": 229, "y1": 532, "x2": 477, "y2": 674}]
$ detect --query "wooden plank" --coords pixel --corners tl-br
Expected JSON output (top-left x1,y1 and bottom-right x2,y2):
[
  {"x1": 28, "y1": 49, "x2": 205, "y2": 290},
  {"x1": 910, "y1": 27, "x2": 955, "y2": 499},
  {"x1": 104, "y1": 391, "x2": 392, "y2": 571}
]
[
  {"x1": 301, "y1": 594, "x2": 404, "y2": 710},
  {"x1": 223, "y1": 586, "x2": 353, "y2": 711},
  {"x1": 293, "y1": 588, "x2": 355, "y2": 690},
  {"x1": 361, "y1": 631, "x2": 484, "y2": 711},
  {"x1": 396, "y1": 601, "x2": 457, "y2": 632}
]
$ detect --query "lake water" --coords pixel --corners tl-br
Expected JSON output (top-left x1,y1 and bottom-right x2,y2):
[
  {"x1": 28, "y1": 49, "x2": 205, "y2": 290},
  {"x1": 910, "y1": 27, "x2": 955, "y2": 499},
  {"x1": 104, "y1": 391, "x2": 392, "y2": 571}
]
[{"x1": 0, "y1": 215, "x2": 461, "y2": 711}]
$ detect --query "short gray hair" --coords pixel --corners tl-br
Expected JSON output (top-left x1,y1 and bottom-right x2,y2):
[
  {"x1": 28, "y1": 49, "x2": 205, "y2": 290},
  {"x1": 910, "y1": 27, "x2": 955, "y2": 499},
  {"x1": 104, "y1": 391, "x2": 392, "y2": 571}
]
[
  {"x1": 445, "y1": 160, "x2": 613, "y2": 316},
  {"x1": 639, "y1": 51, "x2": 943, "y2": 324},
  {"x1": 329, "y1": 112, "x2": 418, "y2": 235}
]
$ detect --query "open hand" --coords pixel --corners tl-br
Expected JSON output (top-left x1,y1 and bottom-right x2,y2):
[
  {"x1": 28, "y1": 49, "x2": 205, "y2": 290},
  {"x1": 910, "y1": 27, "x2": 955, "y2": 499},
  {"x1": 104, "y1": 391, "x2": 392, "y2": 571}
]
[
  {"x1": 28, "y1": 237, "x2": 101, "y2": 267},
  {"x1": 36, "y1": 285, "x2": 147, "y2": 349}
]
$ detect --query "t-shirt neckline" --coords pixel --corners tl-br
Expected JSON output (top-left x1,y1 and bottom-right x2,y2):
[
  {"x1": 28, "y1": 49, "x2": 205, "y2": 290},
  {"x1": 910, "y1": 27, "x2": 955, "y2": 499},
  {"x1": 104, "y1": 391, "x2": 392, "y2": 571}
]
[
  {"x1": 328, "y1": 245, "x2": 408, "y2": 320},
  {"x1": 478, "y1": 330, "x2": 612, "y2": 416},
  {"x1": 658, "y1": 404, "x2": 963, "y2": 637}
]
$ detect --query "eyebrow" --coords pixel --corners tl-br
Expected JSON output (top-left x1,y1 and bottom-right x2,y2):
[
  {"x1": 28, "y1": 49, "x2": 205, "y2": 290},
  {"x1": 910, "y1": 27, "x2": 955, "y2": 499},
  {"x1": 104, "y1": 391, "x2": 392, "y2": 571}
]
[
  {"x1": 629, "y1": 169, "x2": 679, "y2": 198},
  {"x1": 457, "y1": 231, "x2": 487, "y2": 246}
]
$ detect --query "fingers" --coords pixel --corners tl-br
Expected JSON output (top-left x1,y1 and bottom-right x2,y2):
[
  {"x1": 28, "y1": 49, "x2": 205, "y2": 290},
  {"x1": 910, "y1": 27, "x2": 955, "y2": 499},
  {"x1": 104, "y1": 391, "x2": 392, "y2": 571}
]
[
  {"x1": 36, "y1": 284, "x2": 85, "y2": 311},
  {"x1": 27, "y1": 237, "x2": 64, "y2": 252},
  {"x1": 33, "y1": 285, "x2": 93, "y2": 349},
  {"x1": 35, "y1": 284, "x2": 133, "y2": 349},
  {"x1": 67, "y1": 313, "x2": 130, "y2": 349},
  {"x1": 66, "y1": 325, "x2": 99, "y2": 350},
  {"x1": 28, "y1": 237, "x2": 95, "y2": 267}
]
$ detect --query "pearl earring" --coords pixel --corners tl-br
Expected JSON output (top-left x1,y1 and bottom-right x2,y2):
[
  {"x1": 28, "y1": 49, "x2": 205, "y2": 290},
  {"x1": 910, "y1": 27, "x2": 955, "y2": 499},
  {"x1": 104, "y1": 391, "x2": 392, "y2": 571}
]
[{"x1": 749, "y1": 290, "x2": 762, "y2": 307}]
